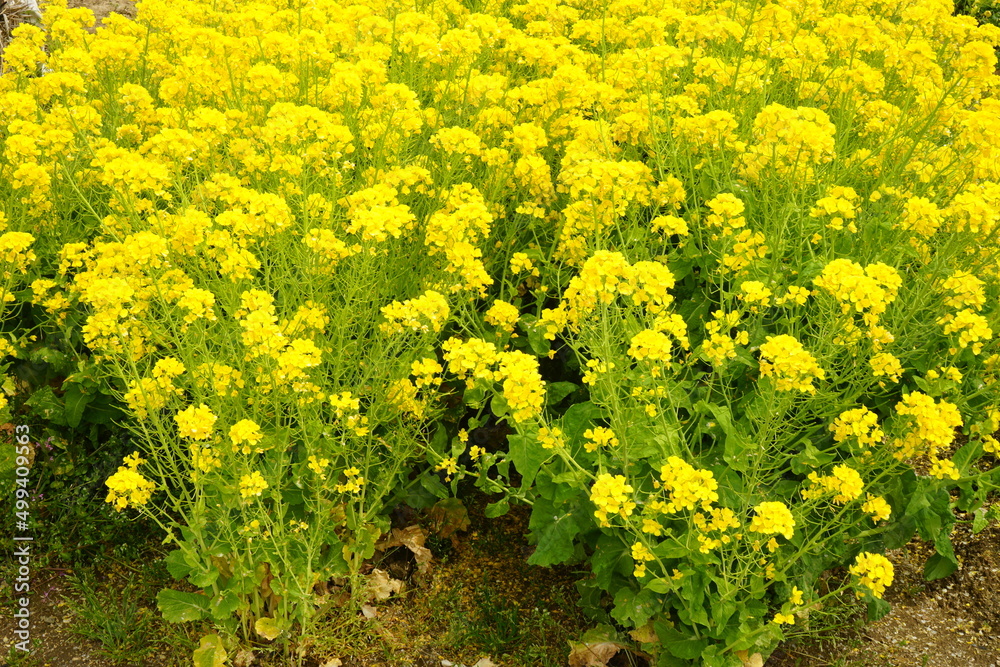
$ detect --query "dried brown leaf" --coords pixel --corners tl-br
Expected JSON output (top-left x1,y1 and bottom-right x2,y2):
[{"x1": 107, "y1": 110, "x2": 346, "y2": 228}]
[
  {"x1": 567, "y1": 641, "x2": 621, "y2": 667},
  {"x1": 376, "y1": 524, "x2": 433, "y2": 574},
  {"x1": 368, "y1": 568, "x2": 402, "y2": 601}
]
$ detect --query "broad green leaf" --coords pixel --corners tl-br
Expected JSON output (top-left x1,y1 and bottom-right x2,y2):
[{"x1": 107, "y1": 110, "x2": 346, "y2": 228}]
[
  {"x1": 527, "y1": 498, "x2": 581, "y2": 566},
  {"x1": 189, "y1": 564, "x2": 220, "y2": 589},
  {"x1": 972, "y1": 507, "x2": 989, "y2": 534},
  {"x1": 526, "y1": 322, "x2": 551, "y2": 356},
  {"x1": 666, "y1": 636, "x2": 708, "y2": 660},
  {"x1": 866, "y1": 596, "x2": 891, "y2": 622},
  {"x1": 923, "y1": 553, "x2": 958, "y2": 581},
  {"x1": 156, "y1": 589, "x2": 209, "y2": 623},
  {"x1": 164, "y1": 549, "x2": 196, "y2": 580},
  {"x1": 507, "y1": 434, "x2": 549, "y2": 489},
  {"x1": 25, "y1": 386, "x2": 66, "y2": 426},
  {"x1": 696, "y1": 401, "x2": 733, "y2": 435},
  {"x1": 560, "y1": 401, "x2": 607, "y2": 451},
  {"x1": 546, "y1": 381, "x2": 578, "y2": 407},
  {"x1": 484, "y1": 499, "x2": 510, "y2": 518},
  {"x1": 953, "y1": 441, "x2": 982, "y2": 473},
  {"x1": 62, "y1": 384, "x2": 93, "y2": 429},
  {"x1": 209, "y1": 591, "x2": 240, "y2": 620},
  {"x1": 723, "y1": 429, "x2": 750, "y2": 472},
  {"x1": 611, "y1": 585, "x2": 658, "y2": 628},
  {"x1": 789, "y1": 440, "x2": 835, "y2": 474},
  {"x1": 646, "y1": 578, "x2": 671, "y2": 594},
  {"x1": 419, "y1": 472, "x2": 449, "y2": 500}
]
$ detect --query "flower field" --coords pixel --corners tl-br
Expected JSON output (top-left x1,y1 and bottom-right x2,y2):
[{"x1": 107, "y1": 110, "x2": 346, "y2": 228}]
[{"x1": 2, "y1": 0, "x2": 1000, "y2": 664}]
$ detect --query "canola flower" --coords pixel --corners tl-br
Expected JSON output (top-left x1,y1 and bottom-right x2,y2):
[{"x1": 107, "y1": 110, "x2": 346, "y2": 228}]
[
  {"x1": 590, "y1": 473, "x2": 636, "y2": 527},
  {"x1": 6, "y1": 0, "x2": 1000, "y2": 658},
  {"x1": 105, "y1": 452, "x2": 155, "y2": 511},
  {"x1": 758, "y1": 335, "x2": 825, "y2": 394},
  {"x1": 658, "y1": 457, "x2": 719, "y2": 512},
  {"x1": 850, "y1": 552, "x2": 895, "y2": 599},
  {"x1": 749, "y1": 502, "x2": 796, "y2": 540}
]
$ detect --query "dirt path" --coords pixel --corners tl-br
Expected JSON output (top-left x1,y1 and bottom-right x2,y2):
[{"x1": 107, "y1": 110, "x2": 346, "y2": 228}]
[{"x1": 67, "y1": 0, "x2": 134, "y2": 23}]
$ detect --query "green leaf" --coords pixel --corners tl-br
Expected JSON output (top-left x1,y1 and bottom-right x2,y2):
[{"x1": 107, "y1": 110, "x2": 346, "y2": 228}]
[
  {"x1": 209, "y1": 591, "x2": 240, "y2": 620},
  {"x1": 527, "y1": 497, "x2": 582, "y2": 566},
  {"x1": 164, "y1": 549, "x2": 196, "y2": 580},
  {"x1": 696, "y1": 401, "x2": 733, "y2": 435},
  {"x1": 507, "y1": 434, "x2": 549, "y2": 489},
  {"x1": 156, "y1": 589, "x2": 209, "y2": 623},
  {"x1": 491, "y1": 394, "x2": 509, "y2": 418},
  {"x1": 255, "y1": 617, "x2": 282, "y2": 640},
  {"x1": 560, "y1": 401, "x2": 607, "y2": 450},
  {"x1": 790, "y1": 440, "x2": 835, "y2": 474},
  {"x1": 924, "y1": 530, "x2": 958, "y2": 581},
  {"x1": 923, "y1": 553, "x2": 958, "y2": 581},
  {"x1": 972, "y1": 507, "x2": 989, "y2": 534},
  {"x1": 646, "y1": 578, "x2": 672, "y2": 594},
  {"x1": 667, "y1": 636, "x2": 708, "y2": 660},
  {"x1": 590, "y1": 534, "x2": 631, "y2": 589},
  {"x1": 866, "y1": 596, "x2": 891, "y2": 622},
  {"x1": 192, "y1": 633, "x2": 227, "y2": 667},
  {"x1": 419, "y1": 472, "x2": 449, "y2": 500},
  {"x1": 611, "y1": 585, "x2": 658, "y2": 628},
  {"x1": 25, "y1": 385, "x2": 66, "y2": 426},
  {"x1": 546, "y1": 381, "x2": 578, "y2": 407},
  {"x1": 723, "y1": 429, "x2": 749, "y2": 472},
  {"x1": 526, "y1": 326, "x2": 551, "y2": 357},
  {"x1": 711, "y1": 599, "x2": 737, "y2": 628},
  {"x1": 953, "y1": 441, "x2": 982, "y2": 473},
  {"x1": 484, "y1": 499, "x2": 510, "y2": 518},
  {"x1": 62, "y1": 384, "x2": 93, "y2": 429}
]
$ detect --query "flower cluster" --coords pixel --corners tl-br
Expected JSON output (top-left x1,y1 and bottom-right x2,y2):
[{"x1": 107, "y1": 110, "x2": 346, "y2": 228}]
[
  {"x1": 849, "y1": 552, "x2": 894, "y2": 599},
  {"x1": 893, "y1": 392, "x2": 963, "y2": 462},
  {"x1": 800, "y1": 465, "x2": 865, "y2": 504},
  {"x1": 104, "y1": 452, "x2": 156, "y2": 511},
  {"x1": 658, "y1": 457, "x2": 720, "y2": 513},
  {"x1": 830, "y1": 407, "x2": 884, "y2": 452},
  {"x1": 239, "y1": 471, "x2": 269, "y2": 499},
  {"x1": 758, "y1": 335, "x2": 825, "y2": 394},
  {"x1": 749, "y1": 502, "x2": 796, "y2": 540},
  {"x1": 590, "y1": 473, "x2": 636, "y2": 528}
]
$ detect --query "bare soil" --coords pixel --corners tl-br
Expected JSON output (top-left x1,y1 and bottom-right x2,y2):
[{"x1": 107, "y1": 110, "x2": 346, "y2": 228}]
[{"x1": 66, "y1": 0, "x2": 133, "y2": 23}]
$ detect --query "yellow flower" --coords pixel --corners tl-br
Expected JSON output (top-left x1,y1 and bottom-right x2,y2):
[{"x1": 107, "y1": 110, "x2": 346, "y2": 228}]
[
  {"x1": 758, "y1": 334, "x2": 825, "y2": 393},
  {"x1": 380, "y1": 291, "x2": 450, "y2": 334},
  {"x1": 239, "y1": 471, "x2": 269, "y2": 498},
  {"x1": 850, "y1": 552, "x2": 894, "y2": 598},
  {"x1": 174, "y1": 403, "x2": 217, "y2": 440},
  {"x1": 229, "y1": 419, "x2": 264, "y2": 454},
  {"x1": 307, "y1": 455, "x2": 330, "y2": 474},
  {"x1": 583, "y1": 426, "x2": 619, "y2": 453},
  {"x1": 928, "y1": 458, "x2": 960, "y2": 480},
  {"x1": 485, "y1": 300, "x2": 521, "y2": 332},
  {"x1": 631, "y1": 542, "x2": 655, "y2": 578},
  {"x1": 590, "y1": 473, "x2": 636, "y2": 527},
  {"x1": 801, "y1": 465, "x2": 864, "y2": 503},
  {"x1": 749, "y1": 501, "x2": 795, "y2": 540},
  {"x1": 538, "y1": 426, "x2": 565, "y2": 450},
  {"x1": 435, "y1": 457, "x2": 459, "y2": 481},
  {"x1": 862, "y1": 494, "x2": 892, "y2": 523},
  {"x1": 831, "y1": 406, "x2": 883, "y2": 450},
  {"x1": 659, "y1": 457, "x2": 720, "y2": 512},
  {"x1": 105, "y1": 455, "x2": 155, "y2": 511}
]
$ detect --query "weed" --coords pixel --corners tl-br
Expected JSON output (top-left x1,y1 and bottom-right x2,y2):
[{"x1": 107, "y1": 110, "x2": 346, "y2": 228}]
[{"x1": 61, "y1": 567, "x2": 159, "y2": 665}]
